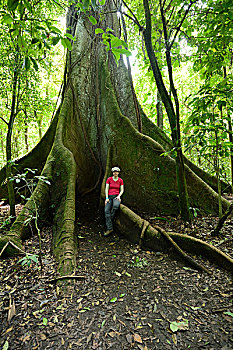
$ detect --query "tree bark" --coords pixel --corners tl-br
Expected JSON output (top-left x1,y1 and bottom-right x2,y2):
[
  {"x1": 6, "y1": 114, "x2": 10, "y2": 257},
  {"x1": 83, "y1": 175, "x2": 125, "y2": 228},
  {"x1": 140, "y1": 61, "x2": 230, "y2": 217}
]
[{"x1": 156, "y1": 90, "x2": 163, "y2": 129}]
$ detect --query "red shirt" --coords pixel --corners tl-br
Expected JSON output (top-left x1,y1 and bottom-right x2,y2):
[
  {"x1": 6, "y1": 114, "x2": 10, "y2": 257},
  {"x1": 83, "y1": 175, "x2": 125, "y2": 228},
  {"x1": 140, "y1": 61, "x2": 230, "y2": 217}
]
[{"x1": 106, "y1": 177, "x2": 124, "y2": 195}]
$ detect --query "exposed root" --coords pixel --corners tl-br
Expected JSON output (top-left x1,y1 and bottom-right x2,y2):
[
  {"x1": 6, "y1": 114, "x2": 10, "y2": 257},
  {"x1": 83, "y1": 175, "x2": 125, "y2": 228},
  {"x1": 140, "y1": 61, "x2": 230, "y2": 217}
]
[
  {"x1": 46, "y1": 275, "x2": 85, "y2": 283},
  {"x1": 116, "y1": 204, "x2": 233, "y2": 272},
  {"x1": 139, "y1": 220, "x2": 149, "y2": 248},
  {"x1": 0, "y1": 161, "x2": 53, "y2": 256},
  {"x1": 50, "y1": 98, "x2": 78, "y2": 276},
  {"x1": 212, "y1": 202, "x2": 233, "y2": 237},
  {"x1": 154, "y1": 225, "x2": 211, "y2": 274}
]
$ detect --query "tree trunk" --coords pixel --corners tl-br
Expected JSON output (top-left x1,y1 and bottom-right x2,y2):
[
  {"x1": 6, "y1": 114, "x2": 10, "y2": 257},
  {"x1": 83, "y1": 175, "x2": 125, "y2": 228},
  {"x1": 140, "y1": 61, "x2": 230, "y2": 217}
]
[
  {"x1": 156, "y1": 90, "x2": 163, "y2": 129},
  {"x1": 0, "y1": 1, "x2": 232, "y2": 276},
  {"x1": 6, "y1": 64, "x2": 18, "y2": 218}
]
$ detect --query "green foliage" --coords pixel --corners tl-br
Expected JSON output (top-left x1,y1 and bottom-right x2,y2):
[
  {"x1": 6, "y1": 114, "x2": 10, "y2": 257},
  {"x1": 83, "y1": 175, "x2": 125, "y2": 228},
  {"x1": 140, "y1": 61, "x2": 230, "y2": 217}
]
[
  {"x1": 128, "y1": 256, "x2": 148, "y2": 268},
  {"x1": 0, "y1": 0, "x2": 66, "y2": 167},
  {"x1": 18, "y1": 253, "x2": 39, "y2": 267}
]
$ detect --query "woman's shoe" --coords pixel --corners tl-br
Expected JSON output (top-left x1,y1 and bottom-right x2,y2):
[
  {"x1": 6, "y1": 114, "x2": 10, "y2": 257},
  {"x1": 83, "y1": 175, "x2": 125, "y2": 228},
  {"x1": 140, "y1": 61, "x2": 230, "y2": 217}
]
[{"x1": 104, "y1": 229, "x2": 113, "y2": 236}]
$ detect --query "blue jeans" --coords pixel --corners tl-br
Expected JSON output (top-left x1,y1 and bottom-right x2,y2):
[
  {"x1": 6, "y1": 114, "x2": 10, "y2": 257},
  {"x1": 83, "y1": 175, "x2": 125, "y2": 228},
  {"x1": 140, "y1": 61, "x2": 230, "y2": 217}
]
[{"x1": 105, "y1": 195, "x2": 121, "y2": 230}]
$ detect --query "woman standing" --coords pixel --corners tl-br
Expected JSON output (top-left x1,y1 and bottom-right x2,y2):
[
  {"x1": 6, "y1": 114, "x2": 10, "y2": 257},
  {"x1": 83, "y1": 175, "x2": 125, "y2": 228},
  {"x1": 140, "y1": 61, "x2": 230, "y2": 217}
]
[{"x1": 104, "y1": 166, "x2": 124, "y2": 236}]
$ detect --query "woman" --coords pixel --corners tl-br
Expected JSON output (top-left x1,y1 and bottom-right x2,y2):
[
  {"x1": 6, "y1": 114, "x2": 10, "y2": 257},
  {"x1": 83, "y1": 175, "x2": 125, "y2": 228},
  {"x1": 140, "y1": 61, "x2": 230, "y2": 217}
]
[{"x1": 104, "y1": 166, "x2": 124, "y2": 236}]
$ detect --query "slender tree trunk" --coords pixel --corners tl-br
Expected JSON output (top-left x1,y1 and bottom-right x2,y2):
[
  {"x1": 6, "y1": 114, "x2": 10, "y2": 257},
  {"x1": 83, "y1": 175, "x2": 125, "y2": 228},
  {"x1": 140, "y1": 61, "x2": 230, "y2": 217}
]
[
  {"x1": 6, "y1": 64, "x2": 19, "y2": 217},
  {"x1": 24, "y1": 120, "x2": 29, "y2": 153},
  {"x1": 35, "y1": 110, "x2": 42, "y2": 140},
  {"x1": 156, "y1": 90, "x2": 163, "y2": 129},
  {"x1": 0, "y1": 129, "x2": 5, "y2": 163},
  {"x1": 214, "y1": 128, "x2": 222, "y2": 218},
  {"x1": 13, "y1": 130, "x2": 19, "y2": 159},
  {"x1": 223, "y1": 67, "x2": 233, "y2": 190},
  {"x1": 143, "y1": 0, "x2": 191, "y2": 221}
]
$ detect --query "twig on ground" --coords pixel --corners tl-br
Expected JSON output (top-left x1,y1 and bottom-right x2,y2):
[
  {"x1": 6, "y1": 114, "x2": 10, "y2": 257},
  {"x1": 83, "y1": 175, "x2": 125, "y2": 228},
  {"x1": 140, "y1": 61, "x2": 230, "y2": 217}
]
[
  {"x1": 46, "y1": 275, "x2": 85, "y2": 283},
  {"x1": 212, "y1": 306, "x2": 232, "y2": 313}
]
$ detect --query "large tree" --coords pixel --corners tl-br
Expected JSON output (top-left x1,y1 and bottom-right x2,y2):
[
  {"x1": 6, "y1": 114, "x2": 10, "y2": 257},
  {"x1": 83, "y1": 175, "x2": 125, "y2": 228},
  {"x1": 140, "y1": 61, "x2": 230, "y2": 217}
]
[{"x1": 0, "y1": 0, "x2": 233, "y2": 275}]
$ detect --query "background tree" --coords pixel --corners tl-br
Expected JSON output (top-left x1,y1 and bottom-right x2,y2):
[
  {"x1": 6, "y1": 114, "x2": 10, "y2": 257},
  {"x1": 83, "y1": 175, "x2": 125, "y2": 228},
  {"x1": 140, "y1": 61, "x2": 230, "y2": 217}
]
[{"x1": 0, "y1": 0, "x2": 69, "y2": 216}]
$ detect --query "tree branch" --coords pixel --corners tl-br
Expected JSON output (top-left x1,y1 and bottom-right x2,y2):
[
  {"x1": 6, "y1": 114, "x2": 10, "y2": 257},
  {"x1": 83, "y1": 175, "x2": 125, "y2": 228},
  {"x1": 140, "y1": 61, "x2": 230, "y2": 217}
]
[
  {"x1": 0, "y1": 116, "x2": 8, "y2": 125},
  {"x1": 121, "y1": 0, "x2": 142, "y2": 29},
  {"x1": 169, "y1": 0, "x2": 198, "y2": 49}
]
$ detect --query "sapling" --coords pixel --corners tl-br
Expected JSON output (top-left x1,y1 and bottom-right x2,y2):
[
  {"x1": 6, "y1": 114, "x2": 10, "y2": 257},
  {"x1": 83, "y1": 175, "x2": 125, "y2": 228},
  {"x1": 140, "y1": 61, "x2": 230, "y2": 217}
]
[{"x1": 10, "y1": 168, "x2": 51, "y2": 270}]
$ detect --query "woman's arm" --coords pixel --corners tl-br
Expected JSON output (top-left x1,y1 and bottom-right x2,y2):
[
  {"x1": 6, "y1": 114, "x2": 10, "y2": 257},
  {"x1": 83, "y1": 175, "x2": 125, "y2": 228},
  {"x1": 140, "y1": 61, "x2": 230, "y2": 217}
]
[
  {"x1": 105, "y1": 183, "x2": 110, "y2": 205},
  {"x1": 116, "y1": 185, "x2": 124, "y2": 201}
]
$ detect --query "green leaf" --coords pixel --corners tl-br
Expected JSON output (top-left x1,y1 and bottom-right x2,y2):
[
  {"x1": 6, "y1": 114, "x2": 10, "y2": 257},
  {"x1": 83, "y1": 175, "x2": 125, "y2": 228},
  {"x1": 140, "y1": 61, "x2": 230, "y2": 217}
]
[
  {"x1": 52, "y1": 37, "x2": 60, "y2": 45},
  {"x1": 65, "y1": 33, "x2": 76, "y2": 41},
  {"x1": 91, "y1": 0, "x2": 97, "y2": 9},
  {"x1": 110, "y1": 36, "x2": 124, "y2": 48},
  {"x1": 31, "y1": 38, "x2": 39, "y2": 45},
  {"x1": 190, "y1": 306, "x2": 201, "y2": 310},
  {"x1": 18, "y1": 2, "x2": 24, "y2": 14},
  {"x1": 119, "y1": 293, "x2": 125, "y2": 298},
  {"x1": 110, "y1": 297, "x2": 117, "y2": 303},
  {"x1": 83, "y1": 0, "x2": 90, "y2": 9},
  {"x1": 2, "y1": 340, "x2": 9, "y2": 350},
  {"x1": 113, "y1": 48, "x2": 131, "y2": 57},
  {"x1": 112, "y1": 49, "x2": 120, "y2": 63},
  {"x1": 31, "y1": 56, "x2": 39, "y2": 70},
  {"x1": 99, "y1": 0, "x2": 106, "y2": 5},
  {"x1": 50, "y1": 26, "x2": 62, "y2": 34},
  {"x1": 2, "y1": 14, "x2": 14, "y2": 24},
  {"x1": 43, "y1": 317, "x2": 48, "y2": 326},
  {"x1": 23, "y1": 0, "x2": 31, "y2": 12},
  {"x1": 224, "y1": 311, "x2": 233, "y2": 318},
  {"x1": 150, "y1": 216, "x2": 170, "y2": 222},
  {"x1": 61, "y1": 37, "x2": 72, "y2": 50},
  {"x1": 30, "y1": 255, "x2": 38, "y2": 263},
  {"x1": 89, "y1": 15, "x2": 97, "y2": 25},
  {"x1": 95, "y1": 28, "x2": 104, "y2": 34},
  {"x1": 170, "y1": 320, "x2": 189, "y2": 332},
  {"x1": 23, "y1": 56, "x2": 30, "y2": 70},
  {"x1": 7, "y1": 0, "x2": 19, "y2": 11}
]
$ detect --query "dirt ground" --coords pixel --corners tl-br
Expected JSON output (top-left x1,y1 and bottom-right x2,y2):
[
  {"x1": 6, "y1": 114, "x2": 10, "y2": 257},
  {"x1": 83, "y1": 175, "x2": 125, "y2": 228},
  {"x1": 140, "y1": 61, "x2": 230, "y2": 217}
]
[{"x1": 0, "y1": 197, "x2": 232, "y2": 350}]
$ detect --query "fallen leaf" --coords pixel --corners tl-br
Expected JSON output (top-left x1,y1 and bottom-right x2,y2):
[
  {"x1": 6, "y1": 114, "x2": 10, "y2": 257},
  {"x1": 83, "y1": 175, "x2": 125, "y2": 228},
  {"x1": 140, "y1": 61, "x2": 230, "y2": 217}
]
[
  {"x1": 7, "y1": 297, "x2": 16, "y2": 322},
  {"x1": 108, "y1": 331, "x2": 116, "y2": 338},
  {"x1": 110, "y1": 297, "x2": 117, "y2": 303},
  {"x1": 134, "y1": 333, "x2": 142, "y2": 343},
  {"x1": 172, "y1": 333, "x2": 177, "y2": 345},
  {"x1": 114, "y1": 271, "x2": 121, "y2": 277},
  {"x1": 87, "y1": 333, "x2": 92, "y2": 344},
  {"x1": 23, "y1": 334, "x2": 30, "y2": 342},
  {"x1": 40, "y1": 333, "x2": 47, "y2": 340},
  {"x1": 126, "y1": 333, "x2": 132, "y2": 344},
  {"x1": 4, "y1": 327, "x2": 13, "y2": 335},
  {"x1": 223, "y1": 314, "x2": 233, "y2": 323},
  {"x1": 170, "y1": 319, "x2": 189, "y2": 332}
]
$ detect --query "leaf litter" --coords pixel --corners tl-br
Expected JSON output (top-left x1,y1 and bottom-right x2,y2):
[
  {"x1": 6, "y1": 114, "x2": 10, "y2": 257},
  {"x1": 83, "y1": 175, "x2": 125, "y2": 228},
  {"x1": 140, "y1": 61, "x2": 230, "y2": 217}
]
[{"x1": 0, "y1": 197, "x2": 233, "y2": 349}]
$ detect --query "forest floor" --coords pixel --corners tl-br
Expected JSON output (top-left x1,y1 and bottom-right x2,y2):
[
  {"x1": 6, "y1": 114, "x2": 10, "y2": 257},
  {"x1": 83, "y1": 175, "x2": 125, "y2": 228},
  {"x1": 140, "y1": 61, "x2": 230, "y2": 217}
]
[{"x1": 0, "y1": 195, "x2": 233, "y2": 350}]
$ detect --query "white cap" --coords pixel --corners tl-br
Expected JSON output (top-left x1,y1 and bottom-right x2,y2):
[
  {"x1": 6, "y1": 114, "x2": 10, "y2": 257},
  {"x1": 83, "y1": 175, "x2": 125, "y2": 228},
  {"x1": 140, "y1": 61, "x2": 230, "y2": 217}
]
[{"x1": 111, "y1": 166, "x2": 120, "y2": 172}]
